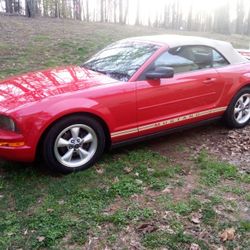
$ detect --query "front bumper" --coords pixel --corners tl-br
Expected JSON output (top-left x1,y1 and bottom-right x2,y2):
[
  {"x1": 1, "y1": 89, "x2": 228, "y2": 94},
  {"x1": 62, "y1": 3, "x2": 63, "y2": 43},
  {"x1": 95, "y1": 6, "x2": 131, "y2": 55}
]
[{"x1": 0, "y1": 129, "x2": 34, "y2": 162}]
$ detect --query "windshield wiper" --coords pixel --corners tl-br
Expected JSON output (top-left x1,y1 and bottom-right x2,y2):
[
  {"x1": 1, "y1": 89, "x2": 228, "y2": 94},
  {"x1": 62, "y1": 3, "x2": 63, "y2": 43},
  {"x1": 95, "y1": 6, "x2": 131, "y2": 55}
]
[
  {"x1": 81, "y1": 65, "x2": 130, "y2": 81},
  {"x1": 81, "y1": 65, "x2": 108, "y2": 75}
]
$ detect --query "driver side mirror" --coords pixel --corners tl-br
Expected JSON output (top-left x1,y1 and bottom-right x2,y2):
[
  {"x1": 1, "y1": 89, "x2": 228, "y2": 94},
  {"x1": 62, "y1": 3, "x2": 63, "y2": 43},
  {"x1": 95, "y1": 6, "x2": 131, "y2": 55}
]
[{"x1": 146, "y1": 66, "x2": 174, "y2": 80}]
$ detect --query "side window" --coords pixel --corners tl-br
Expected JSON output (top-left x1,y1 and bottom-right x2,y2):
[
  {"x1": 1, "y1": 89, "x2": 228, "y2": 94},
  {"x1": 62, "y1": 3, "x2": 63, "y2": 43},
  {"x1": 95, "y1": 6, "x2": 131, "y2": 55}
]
[
  {"x1": 154, "y1": 47, "x2": 199, "y2": 74},
  {"x1": 153, "y1": 45, "x2": 229, "y2": 75},
  {"x1": 212, "y1": 50, "x2": 229, "y2": 67}
]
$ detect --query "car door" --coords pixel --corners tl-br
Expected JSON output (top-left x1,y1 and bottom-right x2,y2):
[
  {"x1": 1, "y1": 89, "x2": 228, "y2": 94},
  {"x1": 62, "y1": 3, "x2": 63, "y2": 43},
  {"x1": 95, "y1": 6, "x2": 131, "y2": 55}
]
[{"x1": 136, "y1": 45, "x2": 229, "y2": 136}]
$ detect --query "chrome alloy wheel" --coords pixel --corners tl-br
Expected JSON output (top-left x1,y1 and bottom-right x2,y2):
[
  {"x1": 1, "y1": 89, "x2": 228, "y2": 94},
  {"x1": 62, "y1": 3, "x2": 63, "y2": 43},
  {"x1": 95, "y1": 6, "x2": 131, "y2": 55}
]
[
  {"x1": 54, "y1": 124, "x2": 98, "y2": 168},
  {"x1": 234, "y1": 93, "x2": 250, "y2": 124}
]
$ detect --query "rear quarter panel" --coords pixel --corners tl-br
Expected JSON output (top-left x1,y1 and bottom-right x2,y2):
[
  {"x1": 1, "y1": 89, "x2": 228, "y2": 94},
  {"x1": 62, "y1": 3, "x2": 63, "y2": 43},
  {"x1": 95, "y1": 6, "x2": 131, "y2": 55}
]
[{"x1": 216, "y1": 63, "x2": 250, "y2": 106}]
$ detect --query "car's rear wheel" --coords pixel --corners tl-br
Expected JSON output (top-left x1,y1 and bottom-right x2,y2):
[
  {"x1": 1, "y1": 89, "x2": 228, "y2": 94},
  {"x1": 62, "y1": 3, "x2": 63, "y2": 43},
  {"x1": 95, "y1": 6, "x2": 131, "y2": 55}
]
[
  {"x1": 224, "y1": 87, "x2": 250, "y2": 128},
  {"x1": 43, "y1": 115, "x2": 105, "y2": 174}
]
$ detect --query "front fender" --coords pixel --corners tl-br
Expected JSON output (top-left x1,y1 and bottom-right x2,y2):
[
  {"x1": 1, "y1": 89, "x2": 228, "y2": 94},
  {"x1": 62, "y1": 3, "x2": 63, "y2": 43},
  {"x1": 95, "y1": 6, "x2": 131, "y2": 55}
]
[{"x1": 13, "y1": 97, "x2": 114, "y2": 159}]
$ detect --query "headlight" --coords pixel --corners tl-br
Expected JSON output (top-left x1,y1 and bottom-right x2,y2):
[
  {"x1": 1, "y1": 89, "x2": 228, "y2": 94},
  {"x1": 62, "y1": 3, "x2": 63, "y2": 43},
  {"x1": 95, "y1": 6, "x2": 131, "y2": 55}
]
[{"x1": 0, "y1": 115, "x2": 16, "y2": 132}]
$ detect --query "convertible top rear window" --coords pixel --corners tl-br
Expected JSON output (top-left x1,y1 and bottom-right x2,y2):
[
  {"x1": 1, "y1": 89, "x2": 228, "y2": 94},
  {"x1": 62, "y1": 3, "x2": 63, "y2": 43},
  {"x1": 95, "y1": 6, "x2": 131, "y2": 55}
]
[{"x1": 82, "y1": 41, "x2": 160, "y2": 81}]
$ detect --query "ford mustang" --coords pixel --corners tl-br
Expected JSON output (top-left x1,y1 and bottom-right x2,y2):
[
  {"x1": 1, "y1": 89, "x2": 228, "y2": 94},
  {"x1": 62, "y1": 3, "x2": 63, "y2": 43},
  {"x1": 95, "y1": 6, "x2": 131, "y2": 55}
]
[{"x1": 0, "y1": 35, "x2": 250, "y2": 173}]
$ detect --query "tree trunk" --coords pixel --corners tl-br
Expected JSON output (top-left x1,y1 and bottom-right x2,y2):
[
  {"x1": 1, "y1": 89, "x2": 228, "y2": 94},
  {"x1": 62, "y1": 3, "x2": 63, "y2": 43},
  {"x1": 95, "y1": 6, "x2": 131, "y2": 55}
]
[
  {"x1": 236, "y1": 0, "x2": 244, "y2": 34},
  {"x1": 163, "y1": 3, "x2": 170, "y2": 28},
  {"x1": 26, "y1": 0, "x2": 36, "y2": 17},
  {"x1": 187, "y1": 5, "x2": 192, "y2": 31},
  {"x1": 5, "y1": 0, "x2": 13, "y2": 13},
  {"x1": 113, "y1": 0, "x2": 117, "y2": 23},
  {"x1": 55, "y1": 0, "x2": 60, "y2": 18},
  {"x1": 100, "y1": 0, "x2": 104, "y2": 22},
  {"x1": 214, "y1": 2, "x2": 230, "y2": 34},
  {"x1": 135, "y1": 0, "x2": 140, "y2": 25},
  {"x1": 119, "y1": 0, "x2": 123, "y2": 24},
  {"x1": 86, "y1": 0, "x2": 89, "y2": 22},
  {"x1": 123, "y1": 0, "x2": 129, "y2": 24},
  {"x1": 246, "y1": 10, "x2": 250, "y2": 35},
  {"x1": 13, "y1": 0, "x2": 20, "y2": 13}
]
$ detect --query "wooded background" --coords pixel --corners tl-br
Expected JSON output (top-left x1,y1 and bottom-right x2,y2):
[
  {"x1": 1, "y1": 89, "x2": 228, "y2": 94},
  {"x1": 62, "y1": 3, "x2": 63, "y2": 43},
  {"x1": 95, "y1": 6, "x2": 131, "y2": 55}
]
[{"x1": 1, "y1": 0, "x2": 250, "y2": 35}]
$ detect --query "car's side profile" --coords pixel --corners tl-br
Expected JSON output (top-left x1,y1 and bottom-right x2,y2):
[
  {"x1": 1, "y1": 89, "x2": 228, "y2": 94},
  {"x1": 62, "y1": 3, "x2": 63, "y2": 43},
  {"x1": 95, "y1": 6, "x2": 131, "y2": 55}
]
[{"x1": 0, "y1": 35, "x2": 250, "y2": 173}]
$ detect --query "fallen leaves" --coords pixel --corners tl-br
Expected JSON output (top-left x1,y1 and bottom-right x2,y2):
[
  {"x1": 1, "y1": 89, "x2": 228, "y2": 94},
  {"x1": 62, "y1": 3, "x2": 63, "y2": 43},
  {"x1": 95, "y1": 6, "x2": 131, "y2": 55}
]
[
  {"x1": 190, "y1": 212, "x2": 202, "y2": 224},
  {"x1": 162, "y1": 187, "x2": 171, "y2": 194},
  {"x1": 96, "y1": 167, "x2": 104, "y2": 175},
  {"x1": 220, "y1": 228, "x2": 236, "y2": 242},
  {"x1": 46, "y1": 208, "x2": 54, "y2": 213},
  {"x1": 36, "y1": 236, "x2": 45, "y2": 242},
  {"x1": 216, "y1": 246, "x2": 227, "y2": 250},
  {"x1": 135, "y1": 179, "x2": 143, "y2": 185},
  {"x1": 124, "y1": 167, "x2": 132, "y2": 173},
  {"x1": 58, "y1": 199, "x2": 65, "y2": 205},
  {"x1": 190, "y1": 243, "x2": 201, "y2": 250},
  {"x1": 137, "y1": 223, "x2": 158, "y2": 234}
]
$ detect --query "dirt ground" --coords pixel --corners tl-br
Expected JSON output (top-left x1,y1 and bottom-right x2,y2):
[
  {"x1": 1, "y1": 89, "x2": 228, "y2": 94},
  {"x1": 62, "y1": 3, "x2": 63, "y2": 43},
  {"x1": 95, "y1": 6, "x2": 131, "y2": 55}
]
[{"x1": 149, "y1": 122, "x2": 250, "y2": 173}]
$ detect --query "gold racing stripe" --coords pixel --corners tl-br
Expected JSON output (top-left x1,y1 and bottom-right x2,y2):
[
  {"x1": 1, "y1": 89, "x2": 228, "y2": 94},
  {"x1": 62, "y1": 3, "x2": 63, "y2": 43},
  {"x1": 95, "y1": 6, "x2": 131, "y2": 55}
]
[
  {"x1": 111, "y1": 106, "x2": 227, "y2": 138},
  {"x1": 111, "y1": 127, "x2": 139, "y2": 137}
]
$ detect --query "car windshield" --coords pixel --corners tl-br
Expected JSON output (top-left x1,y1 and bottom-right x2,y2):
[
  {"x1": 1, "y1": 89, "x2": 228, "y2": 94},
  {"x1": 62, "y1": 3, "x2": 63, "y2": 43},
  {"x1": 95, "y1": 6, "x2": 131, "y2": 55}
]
[{"x1": 82, "y1": 41, "x2": 160, "y2": 81}]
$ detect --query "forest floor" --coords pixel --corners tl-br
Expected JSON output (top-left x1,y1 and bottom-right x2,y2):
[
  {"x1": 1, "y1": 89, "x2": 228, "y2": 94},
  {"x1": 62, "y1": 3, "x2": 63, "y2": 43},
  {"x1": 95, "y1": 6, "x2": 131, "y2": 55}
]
[{"x1": 0, "y1": 16, "x2": 249, "y2": 250}]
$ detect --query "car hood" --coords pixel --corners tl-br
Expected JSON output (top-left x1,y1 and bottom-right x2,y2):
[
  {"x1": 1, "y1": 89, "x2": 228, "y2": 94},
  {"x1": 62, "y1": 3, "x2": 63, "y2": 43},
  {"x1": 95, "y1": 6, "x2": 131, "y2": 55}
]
[{"x1": 0, "y1": 66, "x2": 117, "y2": 112}]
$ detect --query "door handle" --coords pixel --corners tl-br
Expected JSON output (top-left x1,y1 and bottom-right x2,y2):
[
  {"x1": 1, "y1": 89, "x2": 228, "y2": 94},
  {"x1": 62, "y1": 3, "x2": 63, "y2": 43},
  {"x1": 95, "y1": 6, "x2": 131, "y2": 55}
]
[{"x1": 203, "y1": 78, "x2": 217, "y2": 84}]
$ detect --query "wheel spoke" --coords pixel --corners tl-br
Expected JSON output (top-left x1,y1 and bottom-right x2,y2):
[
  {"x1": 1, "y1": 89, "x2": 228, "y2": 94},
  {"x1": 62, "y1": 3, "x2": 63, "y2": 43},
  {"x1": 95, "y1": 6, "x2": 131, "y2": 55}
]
[
  {"x1": 71, "y1": 127, "x2": 80, "y2": 139},
  {"x1": 78, "y1": 148, "x2": 89, "y2": 159},
  {"x1": 237, "y1": 111, "x2": 243, "y2": 121},
  {"x1": 234, "y1": 107, "x2": 241, "y2": 115},
  {"x1": 239, "y1": 96, "x2": 244, "y2": 105},
  {"x1": 243, "y1": 109, "x2": 249, "y2": 116},
  {"x1": 243, "y1": 97, "x2": 250, "y2": 107},
  {"x1": 57, "y1": 138, "x2": 70, "y2": 148},
  {"x1": 62, "y1": 149, "x2": 74, "y2": 162},
  {"x1": 82, "y1": 133, "x2": 93, "y2": 144}
]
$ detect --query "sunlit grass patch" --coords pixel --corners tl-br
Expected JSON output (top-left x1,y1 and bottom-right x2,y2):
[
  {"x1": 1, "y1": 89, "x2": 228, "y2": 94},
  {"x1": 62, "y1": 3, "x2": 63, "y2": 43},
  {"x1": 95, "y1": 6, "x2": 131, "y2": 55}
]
[
  {"x1": 142, "y1": 230, "x2": 209, "y2": 250},
  {"x1": 197, "y1": 151, "x2": 238, "y2": 186},
  {"x1": 99, "y1": 207, "x2": 154, "y2": 226},
  {"x1": 0, "y1": 148, "x2": 178, "y2": 248}
]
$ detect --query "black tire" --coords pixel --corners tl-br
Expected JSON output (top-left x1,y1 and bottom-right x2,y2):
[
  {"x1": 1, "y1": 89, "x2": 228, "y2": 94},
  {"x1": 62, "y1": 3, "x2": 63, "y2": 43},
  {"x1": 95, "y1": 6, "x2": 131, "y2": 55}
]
[
  {"x1": 43, "y1": 115, "x2": 106, "y2": 174},
  {"x1": 224, "y1": 87, "x2": 250, "y2": 128}
]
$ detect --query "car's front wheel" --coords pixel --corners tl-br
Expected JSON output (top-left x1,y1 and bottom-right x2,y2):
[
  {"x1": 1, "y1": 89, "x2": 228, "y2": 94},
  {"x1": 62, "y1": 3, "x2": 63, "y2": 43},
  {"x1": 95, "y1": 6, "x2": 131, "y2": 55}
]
[
  {"x1": 224, "y1": 87, "x2": 250, "y2": 128},
  {"x1": 43, "y1": 115, "x2": 106, "y2": 174}
]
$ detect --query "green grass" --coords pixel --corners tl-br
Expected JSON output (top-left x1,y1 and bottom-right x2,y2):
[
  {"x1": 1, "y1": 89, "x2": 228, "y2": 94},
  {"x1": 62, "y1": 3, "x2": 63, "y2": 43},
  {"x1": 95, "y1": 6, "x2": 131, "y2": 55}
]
[
  {"x1": 142, "y1": 230, "x2": 209, "y2": 249},
  {"x1": 197, "y1": 152, "x2": 238, "y2": 186},
  {"x1": 165, "y1": 198, "x2": 202, "y2": 216},
  {"x1": 99, "y1": 207, "x2": 154, "y2": 226},
  {"x1": 0, "y1": 149, "x2": 180, "y2": 249},
  {"x1": 202, "y1": 204, "x2": 217, "y2": 225}
]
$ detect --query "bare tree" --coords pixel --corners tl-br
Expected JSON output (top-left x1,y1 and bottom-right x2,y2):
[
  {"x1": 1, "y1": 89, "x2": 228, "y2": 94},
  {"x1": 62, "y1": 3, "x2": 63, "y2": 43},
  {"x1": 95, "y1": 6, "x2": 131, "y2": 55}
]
[
  {"x1": 246, "y1": 9, "x2": 250, "y2": 35},
  {"x1": 123, "y1": 0, "x2": 129, "y2": 24},
  {"x1": 118, "y1": 0, "x2": 123, "y2": 24},
  {"x1": 5, "y1": 0, "x2": 13, "y2": 13},
  {"x1": 113, "y1": 0, "x2": 117, "y2": 23},
  {"x1": 214, "y1": 2, "x2": 230, "y2": 34},
  {"x1": 163, "y1": 2, "x2": 170, "y2": 29},
  {"x1": 236, "y1": 0, "x2": 245, "y2": 34},
  {"x1": 26, "y1": 0, "x2": 37, "y2": 17},
  {"x1": 187, "y1": 4, "x2": 193, "y2": 30},
  {"x1": 135, "y1": 0, "x2": 140, "y2": 25},
  {"x1": 100, "y1": 0, "x2": 104, "y2": 22}
]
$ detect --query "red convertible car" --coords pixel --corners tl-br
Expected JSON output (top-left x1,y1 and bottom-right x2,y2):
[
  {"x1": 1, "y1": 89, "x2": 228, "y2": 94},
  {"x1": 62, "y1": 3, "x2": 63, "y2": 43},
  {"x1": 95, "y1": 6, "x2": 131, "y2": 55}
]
[{"x1": 0, "y1": 35, "x2": 250, "y2": 173}]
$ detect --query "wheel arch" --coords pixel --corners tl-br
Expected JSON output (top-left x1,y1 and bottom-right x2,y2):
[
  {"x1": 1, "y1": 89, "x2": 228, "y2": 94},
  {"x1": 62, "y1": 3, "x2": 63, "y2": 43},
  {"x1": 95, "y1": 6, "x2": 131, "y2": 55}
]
[
  {"x1": 224, "y1": 82, "x2": 250, "y2": 108},
  {"x1": 35, "y1": 112, "x2": 111, "y2": 161},
  {"x1": 223, "y1": 83, "x2": 250, "y2": 128}
]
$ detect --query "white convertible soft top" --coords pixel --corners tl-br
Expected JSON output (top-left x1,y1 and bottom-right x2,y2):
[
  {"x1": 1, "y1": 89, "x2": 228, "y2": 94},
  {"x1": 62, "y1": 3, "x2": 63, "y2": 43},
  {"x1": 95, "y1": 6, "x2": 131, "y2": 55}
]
[{"x1": 128, "y1": 35, "x2": 248, "y2": 65}]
